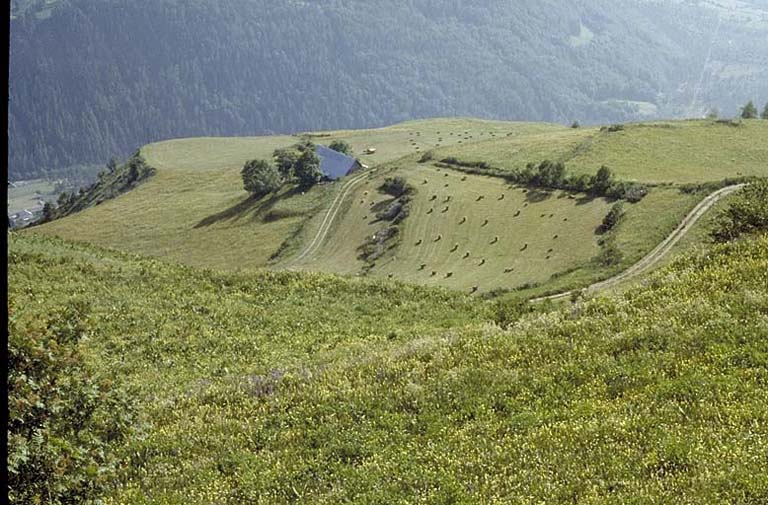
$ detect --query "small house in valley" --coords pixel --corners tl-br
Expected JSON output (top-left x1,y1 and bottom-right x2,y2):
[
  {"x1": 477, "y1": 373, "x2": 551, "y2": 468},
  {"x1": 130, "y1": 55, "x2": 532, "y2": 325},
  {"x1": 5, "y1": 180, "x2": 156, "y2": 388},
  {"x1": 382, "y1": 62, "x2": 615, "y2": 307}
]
[{"x1": 315, "y1": 145, "x2": 362, "y2": 180}]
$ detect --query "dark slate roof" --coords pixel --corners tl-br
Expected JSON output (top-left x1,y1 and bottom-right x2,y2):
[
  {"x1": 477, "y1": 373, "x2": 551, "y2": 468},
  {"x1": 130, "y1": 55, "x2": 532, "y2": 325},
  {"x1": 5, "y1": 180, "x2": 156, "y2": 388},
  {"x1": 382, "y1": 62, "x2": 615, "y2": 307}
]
[{"x1": 315, "y1": 145, "x2": 358, "y2": 180}]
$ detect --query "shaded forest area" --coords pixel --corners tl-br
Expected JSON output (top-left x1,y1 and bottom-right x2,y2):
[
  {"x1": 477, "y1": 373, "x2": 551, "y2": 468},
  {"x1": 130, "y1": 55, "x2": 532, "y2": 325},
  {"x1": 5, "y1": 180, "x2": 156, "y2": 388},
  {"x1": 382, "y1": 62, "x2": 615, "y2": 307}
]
[{"x1": 9, "y1": 0, "x2": 768, "y2": 180}]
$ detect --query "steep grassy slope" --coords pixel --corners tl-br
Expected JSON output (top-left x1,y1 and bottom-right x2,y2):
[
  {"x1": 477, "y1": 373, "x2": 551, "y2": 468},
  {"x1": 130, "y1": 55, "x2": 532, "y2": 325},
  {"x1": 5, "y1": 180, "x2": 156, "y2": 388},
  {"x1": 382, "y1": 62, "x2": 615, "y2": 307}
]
[
  {"x1": 8, "y1": 232, "x2": 768, "y2": 503},
  {"x1": 34, "y1": 117, "x2": 763, "y2": 296},
  {"x1": 300, "y1": 163, "x2": 613, "y2": 294},
  {"x1": 436, "y1": 119, "x2": 768, "y2": 184}
]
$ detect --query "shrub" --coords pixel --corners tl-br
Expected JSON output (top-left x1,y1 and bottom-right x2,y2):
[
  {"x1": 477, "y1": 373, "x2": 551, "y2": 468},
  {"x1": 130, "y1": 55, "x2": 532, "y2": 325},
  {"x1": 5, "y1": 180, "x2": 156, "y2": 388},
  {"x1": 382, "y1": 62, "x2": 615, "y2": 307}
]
[
  {"x1": 241, "y1": 159, "x2": 282, "y2": 197},
  {"x1": 599, "y1": 202, "x2": 625, "y2": 233},
  {"x1": 379, "y1": 176, "x2": 412, "y2": 198},
  {"x1": 8, "y1": 303, "x2": 135, "y2": 504},
  {"x1": 595, "y1": 238, "x2": 623, "y2": 266},
  {"x1": 711, "y1": 180, "x2": 768, "y2": 242},
  {"x1": 329, "y1": 140, "x2": 352, "y2": 155}
]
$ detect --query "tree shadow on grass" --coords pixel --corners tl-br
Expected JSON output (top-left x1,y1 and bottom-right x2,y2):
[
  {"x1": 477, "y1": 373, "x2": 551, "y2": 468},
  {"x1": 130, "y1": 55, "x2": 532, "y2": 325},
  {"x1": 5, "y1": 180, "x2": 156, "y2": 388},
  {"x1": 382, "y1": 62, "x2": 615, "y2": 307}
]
[
  {"x1": 194, "y1": 186, "x2": 304, "y2": 228},
  {"x1": 523, "y1": 187, "x2": 553, "y2": 203}
]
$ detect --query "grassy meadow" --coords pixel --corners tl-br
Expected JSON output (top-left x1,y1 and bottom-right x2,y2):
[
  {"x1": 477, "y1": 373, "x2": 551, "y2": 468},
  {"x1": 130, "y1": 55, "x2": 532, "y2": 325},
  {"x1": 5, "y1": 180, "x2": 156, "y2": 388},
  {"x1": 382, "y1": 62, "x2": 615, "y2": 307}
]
[
  {"x1": 30, "y1": 117, "x2": 768, "y2": 297},
  {"x1": 301, "y1": 162, "x2": 613, "y2": 294},
  {"x1": 9, "y1": 230, "x2": 768, "y2": 503},
  {"x1": 435, "y1": 119, "x2": 768, "y2": 184}
]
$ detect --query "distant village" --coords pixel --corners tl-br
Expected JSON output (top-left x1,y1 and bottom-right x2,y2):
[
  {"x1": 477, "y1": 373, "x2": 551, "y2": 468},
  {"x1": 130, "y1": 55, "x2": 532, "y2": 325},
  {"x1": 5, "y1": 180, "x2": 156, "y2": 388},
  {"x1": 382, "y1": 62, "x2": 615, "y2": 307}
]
[{"x1": 7, "y1": 181, "x2": 50, "y2": 229}]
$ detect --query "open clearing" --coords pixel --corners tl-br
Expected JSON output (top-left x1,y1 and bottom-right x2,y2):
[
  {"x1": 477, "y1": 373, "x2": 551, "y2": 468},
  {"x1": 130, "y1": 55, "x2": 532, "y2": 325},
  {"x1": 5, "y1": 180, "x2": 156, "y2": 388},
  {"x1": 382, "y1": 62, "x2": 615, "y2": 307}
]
[
  {"x1": 33, "y1": 118, "x2": 545, "y2": 271},
  {"x1": 434, "y1": 119, "x2": 768, "y2": 184},
  {"x1": 297, "y1": 163, "x2": 611, "y2": 294},
  {"x1": 32, "y1": 117, "x2": 766, "y2": 296}
]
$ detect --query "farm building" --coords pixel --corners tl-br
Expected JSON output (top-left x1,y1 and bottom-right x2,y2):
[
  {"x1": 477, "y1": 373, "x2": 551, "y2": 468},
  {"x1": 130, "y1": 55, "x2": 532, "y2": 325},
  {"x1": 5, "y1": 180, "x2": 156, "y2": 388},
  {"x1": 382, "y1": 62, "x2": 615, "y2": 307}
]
[{"x1": 315, "y1": 145, "x2": 362, "y2": 180}]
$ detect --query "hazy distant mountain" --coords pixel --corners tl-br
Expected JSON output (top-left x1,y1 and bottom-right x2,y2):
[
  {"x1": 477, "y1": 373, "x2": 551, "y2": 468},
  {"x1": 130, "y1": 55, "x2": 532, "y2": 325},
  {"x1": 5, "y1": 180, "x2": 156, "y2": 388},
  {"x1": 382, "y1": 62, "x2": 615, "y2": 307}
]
[{"x1": 8, "y1": 0, "x2": 768, "y2": 180}]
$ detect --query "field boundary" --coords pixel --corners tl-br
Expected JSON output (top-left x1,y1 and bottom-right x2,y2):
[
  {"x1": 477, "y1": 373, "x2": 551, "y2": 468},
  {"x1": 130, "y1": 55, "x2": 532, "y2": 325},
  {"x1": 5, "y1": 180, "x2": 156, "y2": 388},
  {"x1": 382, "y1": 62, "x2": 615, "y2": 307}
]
[{"x1": 532, "y1": 183, "x2": 744, "y2": 302}]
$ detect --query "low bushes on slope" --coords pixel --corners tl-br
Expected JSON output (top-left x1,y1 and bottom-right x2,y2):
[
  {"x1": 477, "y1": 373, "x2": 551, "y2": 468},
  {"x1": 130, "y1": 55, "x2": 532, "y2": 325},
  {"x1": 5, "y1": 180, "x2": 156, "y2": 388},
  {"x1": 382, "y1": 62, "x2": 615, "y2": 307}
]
[
  {"x1": 8, "y1": 232, "x2": 767, "y2": 503},
  {"x1": 41, "y1": 153, "x2": 155, "y2": 223}
]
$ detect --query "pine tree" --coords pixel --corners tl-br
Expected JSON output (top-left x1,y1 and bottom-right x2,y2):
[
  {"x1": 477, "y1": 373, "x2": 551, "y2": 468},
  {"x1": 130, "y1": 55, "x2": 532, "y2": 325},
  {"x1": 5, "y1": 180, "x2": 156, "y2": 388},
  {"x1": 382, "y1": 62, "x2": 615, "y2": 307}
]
[{"x1": 741, "y1": 100, "x2": 758, "y2": 119}]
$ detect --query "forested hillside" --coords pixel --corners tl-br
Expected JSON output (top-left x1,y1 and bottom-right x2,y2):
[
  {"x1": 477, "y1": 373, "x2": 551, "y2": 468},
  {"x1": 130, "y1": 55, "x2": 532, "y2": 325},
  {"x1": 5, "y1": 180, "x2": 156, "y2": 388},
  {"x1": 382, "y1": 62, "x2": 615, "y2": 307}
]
[{"x1": 10, "y1": 0, "x2": 768, "y2": 180}]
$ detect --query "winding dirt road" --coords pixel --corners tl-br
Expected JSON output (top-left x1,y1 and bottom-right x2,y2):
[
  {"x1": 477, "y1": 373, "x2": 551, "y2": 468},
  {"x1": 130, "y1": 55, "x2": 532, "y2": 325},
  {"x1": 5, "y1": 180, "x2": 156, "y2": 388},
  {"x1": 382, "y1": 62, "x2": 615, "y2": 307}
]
[
  {"x1": 285, "y1": 169, "x2": 373, "y2": 269},
  {"x1": 286, "y1": 170, "x2": 743, "y2": 299},
  {"x1": 532, "y1": 183, "x2": 744, "y2": 302}
]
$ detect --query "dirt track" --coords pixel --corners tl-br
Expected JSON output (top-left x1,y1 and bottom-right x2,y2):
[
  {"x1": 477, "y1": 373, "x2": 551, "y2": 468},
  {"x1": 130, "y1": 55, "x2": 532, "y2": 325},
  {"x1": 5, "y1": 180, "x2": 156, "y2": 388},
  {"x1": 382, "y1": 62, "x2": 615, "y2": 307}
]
[{"x1": 532, "y1": 184, "x2": 745, "y2": 302}]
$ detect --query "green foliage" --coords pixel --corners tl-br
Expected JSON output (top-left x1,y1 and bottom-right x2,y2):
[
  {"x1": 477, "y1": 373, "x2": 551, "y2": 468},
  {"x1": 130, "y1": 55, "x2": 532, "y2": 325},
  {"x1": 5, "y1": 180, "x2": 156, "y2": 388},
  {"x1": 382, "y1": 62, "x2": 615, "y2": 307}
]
[
  {"x1": 273, "y1": 148, "x2": 300, "y2": 180},
  {"x1": 328, "y1": 140, "x2": 352, "y2": 155},
  {"x1": 711, "y1": 180, "x2": 768, "y2": 242},
  {"x1": 378, "y1": 176, "x2": 412, "y2": 198},
  {"x1": 48, "y1": 153, "x2": 155, "y2": 221},
  {"x1": 741, "y1": 100, "x2": 758, "y2": 119},
  {"x1": 599, "y1": 202, "x2": 625, "y2": 233},
  {"x1": 294, "y1": 149, "x2": 324, "y2": 188},
  {"x1": 241, "y1": 159, "x2": 282, "y2": 197},
  {"x1": 8, "y1": 232, "x2": 768, "y2": 503},
  {"x1": 762, "y1": 103, "x2": 768, "y2": 120},
  {"x1": 7, "y1": 302, "x2": 135, "y2": 505},
  {"x1": 595, "y1": 236, "x2": 623, "y2": 266},
  {"x1": 590, "y1": 165, "x2": 615, "y2": 194},
  {"x1": 11, "y1": 0, "x2": 768, "y2": 179}
]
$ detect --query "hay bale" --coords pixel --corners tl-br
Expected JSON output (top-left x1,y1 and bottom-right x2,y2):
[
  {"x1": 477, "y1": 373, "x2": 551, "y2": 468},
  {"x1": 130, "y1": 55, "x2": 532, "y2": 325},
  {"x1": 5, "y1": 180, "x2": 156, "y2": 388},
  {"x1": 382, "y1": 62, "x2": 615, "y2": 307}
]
[
  {"x1": 434, "y1": 234, "x2": 442, "y2": 242},
  {"x1": 427, "y1": 208, "x2": 433, "y2": 214},
  {"x1": 514, "y1": 210, "x2": 521, "y2": 217},
  {"x1": 460, "y1": 216, "x2": 467, "y2": 224},
  {"x1": 471, "y1": 286, "x2": 478, "y2": 293},
  {"x1": 463, "y1": 252, "x2": 470, "y2": 259},
  {"x1": 479, "y1": 259, "x2": 486, "y2": 266},
  {"x1": 504, "y1": 267, "x2": 514, "y2": 273},
  {"x1": 442, "y1": 206, "x2": 449, "y2": 213},
  {"x1": 521, "y1": 243, "x2": 528, "y2": 251},
  {"x1": 491, "y1": 236, "x2": 498, "y2": 244},
  {"x1": 430, "y1": 195, "x2": 437, "y2": 201},
  {"x1": 482, "y1": 219, "x2": 489, "y2": 227},
  {"x1": 446, "y1": 272, "x2": 453, "y2": 278},
  {"x1": 498, "y1": 194, "x2": 505, "y2": 200},
  {"x1": 419, "y1": 264, "x2": 427, "y2": 270},
  {"x1": 416, "y1": 239, "x2": 423, "y2": 245}
]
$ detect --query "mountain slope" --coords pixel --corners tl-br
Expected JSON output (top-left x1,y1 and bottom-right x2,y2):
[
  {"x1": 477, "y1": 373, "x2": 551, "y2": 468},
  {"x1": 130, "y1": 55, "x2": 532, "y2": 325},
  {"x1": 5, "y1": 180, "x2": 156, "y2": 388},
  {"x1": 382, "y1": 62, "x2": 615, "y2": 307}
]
[
  {"x1": 10, "y1": 0, "x2": 768, "y2": 179},
  {"x1": 8, "y1": 230, "x2": 768, "y2": 503},
  {"x1": 32, "y1": 117, "x2": 767, "y2": 297}
]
